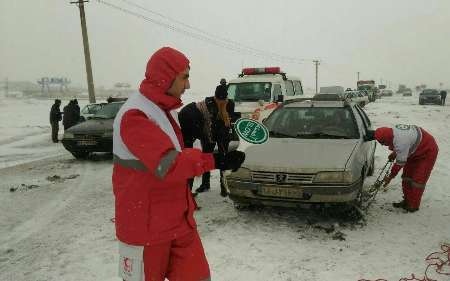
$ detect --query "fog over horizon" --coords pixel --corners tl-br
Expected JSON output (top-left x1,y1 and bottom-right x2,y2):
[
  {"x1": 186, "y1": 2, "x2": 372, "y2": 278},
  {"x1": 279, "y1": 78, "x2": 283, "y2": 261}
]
[{"x1": 1, "y1": 0, "x2": 450, "y2": 95}]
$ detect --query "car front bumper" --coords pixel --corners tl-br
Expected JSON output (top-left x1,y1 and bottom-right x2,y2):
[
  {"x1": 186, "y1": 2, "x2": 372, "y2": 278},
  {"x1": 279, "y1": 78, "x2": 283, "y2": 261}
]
[
  {"x1": 226, "y1": 178, "x2": 362, "y2": 206},
  {"x1": 420, "y1": 97, "x2": 441, "y2": 104}
]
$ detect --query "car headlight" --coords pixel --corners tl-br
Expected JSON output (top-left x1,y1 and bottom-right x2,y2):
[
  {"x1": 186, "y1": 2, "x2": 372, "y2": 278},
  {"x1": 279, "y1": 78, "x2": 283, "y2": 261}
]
[
  {"x1": 314, "y1": 171, "x2": 353, "y2": 183},
  {"x1": 63, "y1": 132, "x2": 74, "y2": 139},
  {"x1": 227, "y1": 167, "x2": 251, "y2": 180},
  {"x1": 103, "y1": 131, "x2": 113, "y2": 137}
]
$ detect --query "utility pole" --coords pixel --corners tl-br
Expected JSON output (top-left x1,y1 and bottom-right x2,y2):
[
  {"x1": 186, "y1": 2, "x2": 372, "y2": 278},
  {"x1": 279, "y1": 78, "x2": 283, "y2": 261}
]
[
  {"x1": 71, "y1": 0, "x2": 96, "y2": 103},
  {"x1": 313, "y1": 60, "x2": 320, "y2": 94},
  {"x1": 357, "y1": 72, "x2": 360, "y2": 81}
]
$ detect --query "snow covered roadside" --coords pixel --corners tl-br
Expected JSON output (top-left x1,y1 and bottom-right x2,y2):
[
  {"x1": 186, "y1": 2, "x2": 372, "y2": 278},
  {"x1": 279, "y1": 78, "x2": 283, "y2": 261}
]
[{"x1": 0, "y1": 95, "x2": 449, "y2": 281}]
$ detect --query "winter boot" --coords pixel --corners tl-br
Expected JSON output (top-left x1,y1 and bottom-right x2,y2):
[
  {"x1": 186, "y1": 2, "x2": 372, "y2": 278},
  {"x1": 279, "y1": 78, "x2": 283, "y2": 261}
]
[
  {"x1": 195, "y1": 183, "x2": 210, "y2": 193},
  {"x1": 392, "y1": 200, "x2": 406, "y2": 209}
]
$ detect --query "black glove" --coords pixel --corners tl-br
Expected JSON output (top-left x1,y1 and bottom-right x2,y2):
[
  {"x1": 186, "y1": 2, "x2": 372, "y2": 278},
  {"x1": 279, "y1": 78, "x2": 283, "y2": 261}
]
[{"x1": 214, "y1": 150, "x2": 245, "y2": 172}]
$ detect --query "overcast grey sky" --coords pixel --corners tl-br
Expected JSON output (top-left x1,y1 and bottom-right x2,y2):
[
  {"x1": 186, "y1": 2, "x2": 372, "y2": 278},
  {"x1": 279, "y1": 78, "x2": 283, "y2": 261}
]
[{"x1": 1, "y1": 0, "x2": 450, "y2": 94}]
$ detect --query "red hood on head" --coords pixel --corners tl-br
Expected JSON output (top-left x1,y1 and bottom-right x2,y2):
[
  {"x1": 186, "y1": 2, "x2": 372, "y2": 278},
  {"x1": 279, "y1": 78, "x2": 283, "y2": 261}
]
[
  {"x1": 139, "y1": 47, "x2": 190, "y2": 111},
  {"x1": 375, "y1": 127, "x2": 394, "y2": 147}
]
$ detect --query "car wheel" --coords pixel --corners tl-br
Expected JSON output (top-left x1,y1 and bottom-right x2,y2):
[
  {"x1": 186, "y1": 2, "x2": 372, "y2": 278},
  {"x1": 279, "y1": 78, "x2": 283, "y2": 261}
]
[{"x1": 70, "y1": 151, "x2": 89, "y2": 159}]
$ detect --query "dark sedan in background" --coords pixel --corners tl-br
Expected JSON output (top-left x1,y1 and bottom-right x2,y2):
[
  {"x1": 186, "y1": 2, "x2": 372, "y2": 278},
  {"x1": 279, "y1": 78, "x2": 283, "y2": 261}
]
[
  {"x1": 419, "y1": 89, "x2": 441, "y2": 105},
  {"x1": 62, "y1": 101, "x2": 124, "y2": 159}
]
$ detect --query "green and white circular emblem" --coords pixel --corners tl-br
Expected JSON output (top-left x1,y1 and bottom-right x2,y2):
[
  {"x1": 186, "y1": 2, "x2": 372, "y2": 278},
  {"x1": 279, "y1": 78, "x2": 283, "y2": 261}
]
[
  {"x1": 234, "y1": 118, "x2": 269, "y2": 144},
  {"x1": 395, "y1": 124, "x2": 411, "y2": 130}
]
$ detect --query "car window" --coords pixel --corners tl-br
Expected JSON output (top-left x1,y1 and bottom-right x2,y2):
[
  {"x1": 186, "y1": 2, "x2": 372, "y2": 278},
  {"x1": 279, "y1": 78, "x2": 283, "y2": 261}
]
[
  {"x1": 227, "y1": 82, "x2": 272, "y2": 102},
  {"x1": 293, "y1": 80, "x2": 303, "y2": 95},
  {"x1": 264, "y1": 107, "x2": 359, "y2": 139},
  {"x1": 284, "y1": 81, "x2": 295, "y2": 96}
]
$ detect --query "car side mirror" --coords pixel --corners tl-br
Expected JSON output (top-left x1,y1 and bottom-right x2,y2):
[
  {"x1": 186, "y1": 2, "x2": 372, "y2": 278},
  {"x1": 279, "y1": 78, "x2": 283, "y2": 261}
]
[
  {"x1": 364, "y1": 130, "x2": 375, "y2": 142},
  {"x1": 276, "y1": 95, "x2": 284, "y2": 103}
]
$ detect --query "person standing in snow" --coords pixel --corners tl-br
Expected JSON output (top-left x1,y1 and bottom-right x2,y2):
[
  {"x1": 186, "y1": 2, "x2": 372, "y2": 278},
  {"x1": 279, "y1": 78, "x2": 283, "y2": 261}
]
[
  {"x1": 112, "y1": 47, "x2": 245, "y2": 281},
  {"x1": 370, "y1": 124, "x2": 438, "y2": 212},
  {"x1": 440, "y1": 90, "x2": 447, "y2": 106},
  {"x1": 49, "y1": 99, "x2": 62, "y2": 143},
  {"x1": 178, "y1": 82, "x2": 238, "y2": 197}
]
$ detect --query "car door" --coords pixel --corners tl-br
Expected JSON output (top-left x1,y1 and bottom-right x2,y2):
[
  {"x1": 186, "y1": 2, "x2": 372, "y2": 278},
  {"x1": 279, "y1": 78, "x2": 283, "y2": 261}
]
[{"x1": 354, "y1": 105, "x2": 376, "y2": 173}]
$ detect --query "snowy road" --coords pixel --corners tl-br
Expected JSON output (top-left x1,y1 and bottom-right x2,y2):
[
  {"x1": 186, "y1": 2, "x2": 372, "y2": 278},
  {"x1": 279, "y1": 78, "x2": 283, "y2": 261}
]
[{"x1": 0, "y1": 95, "x2": 449, "y2": 281}]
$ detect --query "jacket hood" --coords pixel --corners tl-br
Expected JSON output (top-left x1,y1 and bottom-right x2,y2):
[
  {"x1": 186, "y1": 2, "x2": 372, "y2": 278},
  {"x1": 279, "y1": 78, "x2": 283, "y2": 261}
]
[
  {"x1": 374, "y1": 127, "x2": 393, "y2": 146},
  {"x1": 139, "y1": 47, "x2": 189, "y2": 111}
]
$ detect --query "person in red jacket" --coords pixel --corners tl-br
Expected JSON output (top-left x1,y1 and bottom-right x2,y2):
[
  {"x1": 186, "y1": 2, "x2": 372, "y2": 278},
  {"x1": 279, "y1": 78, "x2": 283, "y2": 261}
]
[
  {"x1": 112, "y1": 47, "x2": 245, "y2": 281},
  {"x1": 372, "y1": 124, "x2": 438, "y2": 212}
]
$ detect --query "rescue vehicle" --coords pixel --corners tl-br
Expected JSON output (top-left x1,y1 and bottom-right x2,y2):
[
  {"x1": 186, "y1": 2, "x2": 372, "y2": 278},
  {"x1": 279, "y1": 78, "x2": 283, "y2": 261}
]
[{"x1": 227, "y1": 67, "x2": 303, "y2": 121}]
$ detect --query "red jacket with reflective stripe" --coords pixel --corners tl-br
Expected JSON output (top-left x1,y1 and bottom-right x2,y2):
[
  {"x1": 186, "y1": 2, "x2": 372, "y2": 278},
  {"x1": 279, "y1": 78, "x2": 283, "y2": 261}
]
[{"x1": 112, "y1": 47, "x2": 215, "y2": 245}]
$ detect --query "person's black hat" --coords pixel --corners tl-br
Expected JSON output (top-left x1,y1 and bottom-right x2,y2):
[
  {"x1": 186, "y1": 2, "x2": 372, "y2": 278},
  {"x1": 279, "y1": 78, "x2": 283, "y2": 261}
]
[{"x1": 215, "y1": 84, "x2": 228, "y2": 100}]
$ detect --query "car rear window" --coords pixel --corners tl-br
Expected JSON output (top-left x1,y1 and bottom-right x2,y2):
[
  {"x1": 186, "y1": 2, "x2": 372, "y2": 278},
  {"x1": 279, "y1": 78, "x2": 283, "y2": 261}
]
[{"x1": 265, "y1": 107, "x2": 359, "y2": 139}]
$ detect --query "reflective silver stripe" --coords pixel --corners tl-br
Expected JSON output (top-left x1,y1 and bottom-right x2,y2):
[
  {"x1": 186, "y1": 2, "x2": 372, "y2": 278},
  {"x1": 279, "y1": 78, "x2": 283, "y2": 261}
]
[
  {"x1": 155, "y1": 150, "x2": 179, "y2": 179},
  {"x1": 113, "y1": 154, "x2": 147, "y2": 171},
  {"x1": 409, "y1": 126, "x2": 422, "y2": 156},
  {"x1": 402, "y1": 176, "x2": 426, "y2": 189}
]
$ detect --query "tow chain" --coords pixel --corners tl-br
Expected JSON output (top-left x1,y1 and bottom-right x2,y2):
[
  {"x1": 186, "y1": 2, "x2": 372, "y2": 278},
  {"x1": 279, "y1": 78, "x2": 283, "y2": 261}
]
[{"x1": 361, "y1": 160, "x2": 393, "y2": 211}]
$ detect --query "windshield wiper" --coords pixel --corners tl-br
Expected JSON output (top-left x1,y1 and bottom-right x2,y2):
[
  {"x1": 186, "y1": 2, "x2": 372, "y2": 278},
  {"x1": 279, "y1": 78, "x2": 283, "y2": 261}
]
[{"x1": 296, "y1": 132, "x2": 352, "y2": 139}]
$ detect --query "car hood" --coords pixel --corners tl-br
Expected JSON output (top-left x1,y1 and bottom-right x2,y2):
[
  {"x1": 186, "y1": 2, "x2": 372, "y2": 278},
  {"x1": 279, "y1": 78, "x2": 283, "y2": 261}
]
[
  {"x1": 238, "y1": 138, "x2": 359, "y2": 173},
  {"x1": 66, "y1": 118, "x2": 114, "y2": 135}
]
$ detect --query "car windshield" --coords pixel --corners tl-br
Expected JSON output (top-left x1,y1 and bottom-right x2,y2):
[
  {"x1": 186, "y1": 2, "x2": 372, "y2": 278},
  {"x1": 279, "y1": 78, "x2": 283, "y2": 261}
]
[
  {"x1": 81, "y1": 104, "x2": 103, "y2": 115},
  {"x1": 92, "y1": 102, "x2": 124, "y2": 119},
  {"x1": 422, "y1": 89, "x2": 439, "y2": 95},
  {"x1": 227, "y1": 82, "x2": 272, "y2": 102},
  {"x1": 264, "y1": 107, "x2": 359, "y2": 139}
]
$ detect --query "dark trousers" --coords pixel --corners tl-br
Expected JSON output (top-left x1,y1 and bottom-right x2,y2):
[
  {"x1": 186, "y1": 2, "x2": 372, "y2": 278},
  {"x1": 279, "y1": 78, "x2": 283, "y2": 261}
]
[
  {"x1": 51, "y1": 121, "x2": 59, "y2": 143},
  {"x1": 442, "y1": 97, "x2": 446, "y2": 105}
]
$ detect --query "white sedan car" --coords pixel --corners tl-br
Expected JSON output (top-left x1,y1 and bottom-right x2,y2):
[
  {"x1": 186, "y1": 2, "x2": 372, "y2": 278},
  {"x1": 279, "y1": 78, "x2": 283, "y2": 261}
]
[{"x1": 226, "y1": 98, "x2": 376, "y2": 207}]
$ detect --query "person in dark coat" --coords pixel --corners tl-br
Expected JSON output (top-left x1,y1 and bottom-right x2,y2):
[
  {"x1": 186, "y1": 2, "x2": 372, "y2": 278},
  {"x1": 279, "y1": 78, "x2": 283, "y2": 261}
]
[
  {"x1": 179, "y1": 83, "x2": 238, "y2": 197},
  {"x1": 49, "y1": 99, "x2": 62, "y2": 142},
  {"x1": 72, "y1": 99, "x2": 81, "y2": 124},
  {"x1": 440, "y1": 90, "x2": 447, "y2": 106},
  {"x1": 63, "y1": 100, "x2": 74, "y2": 130}
]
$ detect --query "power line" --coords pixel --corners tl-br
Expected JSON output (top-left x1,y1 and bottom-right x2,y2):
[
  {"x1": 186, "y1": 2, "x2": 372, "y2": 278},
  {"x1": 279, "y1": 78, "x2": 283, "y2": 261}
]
[
  {"x1": 96, "y1": 0, "x2": 317, "y2": 64},
  {"x1": 118, "y1": 0, "x2": 314, "y2": 63}
]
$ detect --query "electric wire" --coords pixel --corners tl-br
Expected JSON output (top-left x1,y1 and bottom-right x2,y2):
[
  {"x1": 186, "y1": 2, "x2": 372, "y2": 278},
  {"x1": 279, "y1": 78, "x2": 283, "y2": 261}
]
[{"x1": 96, "y1": 0, "x2": 316, "y2": 64}]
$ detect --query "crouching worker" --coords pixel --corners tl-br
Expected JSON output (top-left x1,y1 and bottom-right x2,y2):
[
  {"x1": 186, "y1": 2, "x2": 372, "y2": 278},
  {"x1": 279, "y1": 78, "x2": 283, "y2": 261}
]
[
  {"x1": 371, "y1": 124, "x2": 438, "y2": 212},
  {"x1": 112, "y1": 47, "x2": 245, "y2": 281}
]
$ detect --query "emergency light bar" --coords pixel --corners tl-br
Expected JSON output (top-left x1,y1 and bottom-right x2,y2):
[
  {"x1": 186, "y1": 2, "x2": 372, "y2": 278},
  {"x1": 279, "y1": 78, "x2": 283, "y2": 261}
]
[{"x1": 242, "y1": 67, "x2": 281, "y2": 75}]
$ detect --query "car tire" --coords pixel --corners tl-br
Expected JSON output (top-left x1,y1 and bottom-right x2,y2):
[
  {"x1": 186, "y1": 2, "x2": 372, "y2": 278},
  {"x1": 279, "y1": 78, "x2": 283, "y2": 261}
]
[{"x1": 71, "y1": 151, "x2": 89, "y2": 159}]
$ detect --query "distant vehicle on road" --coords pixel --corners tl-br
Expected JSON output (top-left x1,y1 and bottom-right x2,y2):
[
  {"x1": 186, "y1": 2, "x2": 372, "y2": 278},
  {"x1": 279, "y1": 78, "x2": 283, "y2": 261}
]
[
  {"x1": 357, "y1": 80, "x2": 377, "y2": 102},
  {"x1": 419, "y1": 89, "x2": 442, "y2": 105},
  {"x1": 380, "y1": 89, "x2": 394, "y2": 97},
  {"x1": 402, "y1": 88, "x2": 413, "y2": 96},
  {"x1": 62, "y1": 101, "x2": 125, "y2": 159}
]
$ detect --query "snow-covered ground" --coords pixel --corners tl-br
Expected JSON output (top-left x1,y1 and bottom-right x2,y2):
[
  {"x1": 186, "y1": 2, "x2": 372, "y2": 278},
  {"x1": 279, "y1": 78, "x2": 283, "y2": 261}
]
[{"x1": 0, "y1": 94, "x2": 449, "y2": 281}]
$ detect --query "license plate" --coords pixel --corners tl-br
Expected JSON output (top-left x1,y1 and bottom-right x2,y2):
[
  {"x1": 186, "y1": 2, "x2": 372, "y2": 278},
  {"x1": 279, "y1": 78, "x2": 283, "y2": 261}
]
[
  {"x1": 259, "y1": 186, "x2": 304, "y2": 198},
  {"x1": 77, "y1": 140, "x2": 97, "y2": 146}
]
